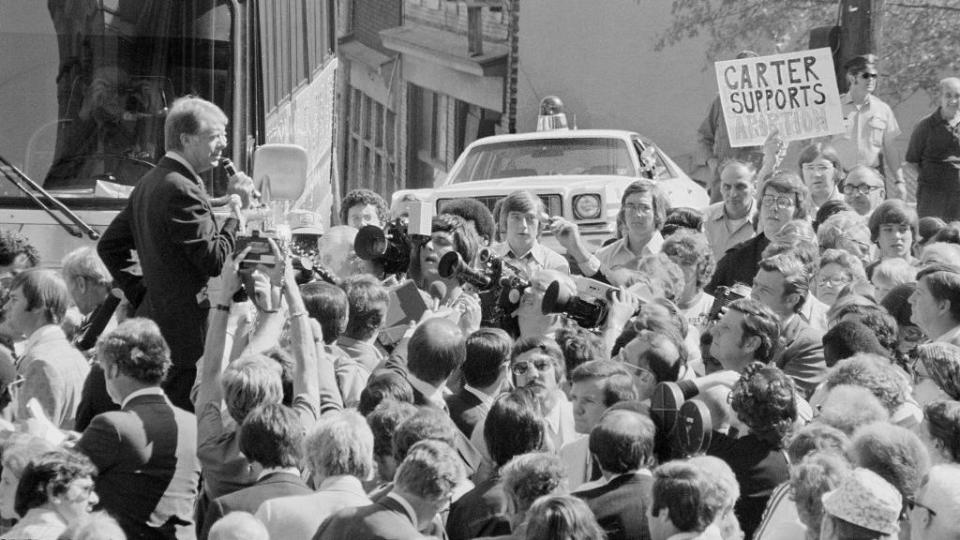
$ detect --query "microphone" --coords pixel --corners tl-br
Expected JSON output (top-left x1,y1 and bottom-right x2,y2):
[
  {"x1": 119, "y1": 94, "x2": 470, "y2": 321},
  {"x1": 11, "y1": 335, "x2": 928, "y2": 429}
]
[
  {"x1": 429, "y1": 281, "x2": 448, "y2": 307},
  {"x1": 75, "y1": 289, "x2": 123, "y2": 351},
  {"x1": 221, "y1": 158, "x2": 262, "y2": 201}
]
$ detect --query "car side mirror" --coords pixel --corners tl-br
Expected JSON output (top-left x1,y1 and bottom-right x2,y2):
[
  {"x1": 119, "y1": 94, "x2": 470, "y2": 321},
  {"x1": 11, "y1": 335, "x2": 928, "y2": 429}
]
[{"x1": 252, "y1": 144, "x2": 308, "y2": 202}]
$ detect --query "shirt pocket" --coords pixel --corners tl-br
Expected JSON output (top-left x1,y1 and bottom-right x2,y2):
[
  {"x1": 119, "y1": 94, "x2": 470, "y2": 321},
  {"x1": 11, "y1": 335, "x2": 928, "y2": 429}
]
[{"x1": 868, "y1": 117, "x2": 887, "y2": 147}]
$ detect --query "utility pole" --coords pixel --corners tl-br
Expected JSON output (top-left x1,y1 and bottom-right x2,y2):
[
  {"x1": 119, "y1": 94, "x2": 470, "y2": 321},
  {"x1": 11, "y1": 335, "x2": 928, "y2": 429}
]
[{"x1": 811, "y1": 0, "x2": 884, "y2": 93}]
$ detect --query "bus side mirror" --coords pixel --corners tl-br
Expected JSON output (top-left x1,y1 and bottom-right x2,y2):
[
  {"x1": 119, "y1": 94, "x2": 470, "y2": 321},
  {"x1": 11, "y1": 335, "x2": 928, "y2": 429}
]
[{"x1": 252, "y1": 144, "x2": 308, "y2": 201}]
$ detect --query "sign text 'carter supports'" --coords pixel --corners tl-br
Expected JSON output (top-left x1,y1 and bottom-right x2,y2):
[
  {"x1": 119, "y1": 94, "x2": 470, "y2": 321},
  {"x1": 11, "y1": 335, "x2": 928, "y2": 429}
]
[{"x1": 715, "y1": 48, "x2": 844, "y2": 147}]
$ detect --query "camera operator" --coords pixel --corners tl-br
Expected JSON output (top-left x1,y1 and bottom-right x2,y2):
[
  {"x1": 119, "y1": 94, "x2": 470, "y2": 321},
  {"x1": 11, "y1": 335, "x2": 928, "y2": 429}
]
[
  {"x1": 409, "y1": 214, "x2": 484, "y2": 334},
  {"x1": 491, "y1": 190, "x2": 569, "y2": 276},
  {"x1": 516, "y1": 269, "x2": 577, "y2": 339}
]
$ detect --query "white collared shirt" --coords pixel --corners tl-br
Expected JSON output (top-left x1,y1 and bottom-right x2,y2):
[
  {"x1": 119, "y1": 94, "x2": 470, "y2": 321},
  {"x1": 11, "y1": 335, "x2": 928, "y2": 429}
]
[
  {"x1": 544, "y1": 391, "x2": 578, "y2": 451},
  {"x1": 18, "y1": 324, "x2": 66, "y2": 363},
  {"x1": 120, "y1": 386, "x2": 167, "y2": 409},
  {"x1": 256, "y1": 466, "x2": 301, "y2": 482},
  {"x1": 386, "y1": 492, "x2": 422, "y2": 531},
  {"x1": 703, "y1": 200, "x2": 757, "y2": 260},
  {"x1": 408, "y1": 374, "x2": 447, "y2": 411},
  {"x1": 492, "y1": 241, "x2": 570, "y2": 276},
  {"x1": 577, "y1": 231, "x2": 665, "y2": 277},
  {"x1": 462, "y1": 384, "x2": 495, "y2": 408}
]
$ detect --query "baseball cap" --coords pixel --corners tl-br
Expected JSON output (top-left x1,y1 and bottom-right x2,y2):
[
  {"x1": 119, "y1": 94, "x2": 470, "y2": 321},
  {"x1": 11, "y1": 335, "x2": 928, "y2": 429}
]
[{"x1": 288, "y1": 210, "x2": 324, "y2": 235}]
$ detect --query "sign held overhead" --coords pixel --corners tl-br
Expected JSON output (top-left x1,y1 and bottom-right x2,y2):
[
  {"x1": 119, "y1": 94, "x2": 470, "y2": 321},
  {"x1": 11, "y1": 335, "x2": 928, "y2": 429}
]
[{"x1": 715, "y1": 48, "x2": 843, "y2": 147}]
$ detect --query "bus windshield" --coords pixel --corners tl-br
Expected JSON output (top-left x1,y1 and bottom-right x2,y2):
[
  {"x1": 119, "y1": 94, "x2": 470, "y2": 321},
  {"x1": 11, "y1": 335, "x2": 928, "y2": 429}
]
[{"x1": 0, "y1": 1, "x2": 233, "y2": 206}]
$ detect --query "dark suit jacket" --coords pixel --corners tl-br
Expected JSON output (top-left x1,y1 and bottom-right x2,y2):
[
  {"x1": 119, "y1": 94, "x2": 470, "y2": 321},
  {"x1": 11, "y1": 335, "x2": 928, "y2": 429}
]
[
  {"x1": 75, "y1": 363, "x2": 120, "y2": 432},
  {"x1": 773, "y1": 315, "x2": 827, "y2": 399},
  {"x1": 446, "y1": 476, "x2": 510, "y2": 540},
  {"x1": 705, "y1": 233, "x2": 769, "y2": 296},
  {"x1": 574, "y1": 472, "x2": 653, "y2": 540},
  {"x1": 76, "y1": 392, "x2": 200, "y2": 540},
  {"x1": 382, "y1": 356, "x2": 484, "y2": 480},
  {"x1": 98, "y1": 156, "x2": 239, "y2": 409},
  {"x1": 313, "y1": 495, "x2": 427, "y2": 540},
  {"x1": 200, "y1": 472, "x2": 311, "y2": 540},
  {"x1": 444, "y1": 389, "x2": 485, "y2": 438}
]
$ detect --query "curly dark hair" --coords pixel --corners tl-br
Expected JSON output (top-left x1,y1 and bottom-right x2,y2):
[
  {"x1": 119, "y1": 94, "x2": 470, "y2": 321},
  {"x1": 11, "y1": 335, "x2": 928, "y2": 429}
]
[
  {"x1": 730, "y1": 363, "x2": 798, "y2": 447},
  {"x1": 339, "y1": 189, "x2": 390, "y2": 226},
  {"x1": 15, "y1": 449, "x2": 97, "y2": 518},
  {"x1": 96, "y1": 318, "x2": 171, "y2": 384},
  {"x1": 0, "y1": 230, "x2": 40, "y2": 268},
  {"x1": 924, "y1": 399, "x2": 960, "y2": 463}
]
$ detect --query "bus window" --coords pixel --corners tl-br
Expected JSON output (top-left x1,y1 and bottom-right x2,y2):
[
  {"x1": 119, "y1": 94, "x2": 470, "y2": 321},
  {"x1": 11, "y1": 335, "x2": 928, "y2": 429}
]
[{"x1": 0, "y1": 0, "x2": 234, "y2": 203}]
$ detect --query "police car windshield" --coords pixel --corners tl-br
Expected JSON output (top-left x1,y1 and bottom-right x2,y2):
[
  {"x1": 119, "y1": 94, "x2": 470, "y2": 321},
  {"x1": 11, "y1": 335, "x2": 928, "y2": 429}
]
[
  {"x1": 0, "y1": 1, "x2": 233, "y2": 205},
  {"x1": 449, "y1": 137, "x2": 636, "y2": 183}
]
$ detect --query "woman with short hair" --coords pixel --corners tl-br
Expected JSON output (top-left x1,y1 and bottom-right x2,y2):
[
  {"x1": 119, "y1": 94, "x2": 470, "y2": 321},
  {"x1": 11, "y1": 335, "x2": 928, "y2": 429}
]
[{"x1": 3, "y1": 449, "x2": 98, "y2": 540}]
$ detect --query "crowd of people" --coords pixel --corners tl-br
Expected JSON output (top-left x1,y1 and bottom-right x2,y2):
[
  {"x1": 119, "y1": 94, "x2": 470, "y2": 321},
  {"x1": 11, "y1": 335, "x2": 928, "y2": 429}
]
[{"x1": 0, "y1": 73, "x2": 956, "y2": 540}]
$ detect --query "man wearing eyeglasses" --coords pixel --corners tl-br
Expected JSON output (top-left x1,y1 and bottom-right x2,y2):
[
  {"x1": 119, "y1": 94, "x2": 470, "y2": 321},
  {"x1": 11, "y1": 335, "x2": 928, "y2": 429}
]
[
  {"x1": 909, "y1": 465, "x2": 960, "y2": 540},
  {"x1": 503, "y1": 338, "x2": 576, "y2": 452},
  {"x1": 831, "y1": 55, "x2": 906, "y2": 200},
  {"x1": 843, "y1": 166, "x2": 887, "y2": 217}
]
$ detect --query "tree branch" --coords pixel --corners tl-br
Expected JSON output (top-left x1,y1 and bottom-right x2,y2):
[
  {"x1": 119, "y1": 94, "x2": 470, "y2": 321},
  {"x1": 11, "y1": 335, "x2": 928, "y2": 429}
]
[{"x1": 888, "y1": 2, "x2": 960, "y2": 12}]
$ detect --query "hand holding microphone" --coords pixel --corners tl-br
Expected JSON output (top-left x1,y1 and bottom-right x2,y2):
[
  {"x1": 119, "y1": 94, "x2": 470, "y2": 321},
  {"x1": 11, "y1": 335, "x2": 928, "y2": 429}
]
[{"x1": 221, "y1": 158, "x2": 262, "y2": 208}]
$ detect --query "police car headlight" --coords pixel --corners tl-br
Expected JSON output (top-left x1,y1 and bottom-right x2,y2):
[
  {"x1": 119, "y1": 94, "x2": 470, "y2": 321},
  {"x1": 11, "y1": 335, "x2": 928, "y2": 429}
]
[{"x1": 573, "y1": 195, "x2": 601, "y2": 220}]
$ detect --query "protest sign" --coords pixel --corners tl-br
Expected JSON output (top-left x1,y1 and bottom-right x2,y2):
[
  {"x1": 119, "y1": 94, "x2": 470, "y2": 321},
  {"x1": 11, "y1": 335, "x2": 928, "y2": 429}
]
[{"x1": 714, "y1": 48, "x2": 843, "y2": 147}]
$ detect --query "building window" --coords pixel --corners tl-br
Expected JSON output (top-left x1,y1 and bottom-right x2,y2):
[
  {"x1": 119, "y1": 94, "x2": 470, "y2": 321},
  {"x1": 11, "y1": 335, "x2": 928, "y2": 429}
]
[{"x1": 345, "y1": 86, "x2": 397, "y2": 194}]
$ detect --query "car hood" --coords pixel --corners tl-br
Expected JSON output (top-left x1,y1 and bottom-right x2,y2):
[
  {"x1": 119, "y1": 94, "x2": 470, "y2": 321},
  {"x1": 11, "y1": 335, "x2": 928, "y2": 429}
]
[{"x1": 396, "y1": 174, "x2": 708, "y2": 209}]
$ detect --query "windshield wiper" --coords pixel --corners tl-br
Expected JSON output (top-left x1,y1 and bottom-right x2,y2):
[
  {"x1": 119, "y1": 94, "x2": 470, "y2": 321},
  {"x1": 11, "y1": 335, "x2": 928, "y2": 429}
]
[{"x1": 0, "y1": 155, "x2": 100, "y2": 240}]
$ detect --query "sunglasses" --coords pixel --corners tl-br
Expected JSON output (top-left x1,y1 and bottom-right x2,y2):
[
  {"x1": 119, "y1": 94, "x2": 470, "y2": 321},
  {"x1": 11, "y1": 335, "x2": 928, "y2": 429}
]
[
  {"x1": 906, "y1": 497, "x2": 937, "y2": 517},
  {"x1": 511, "y1": 359, "x2": 553, "y2": 376},
  {"x1": 860, "y1": 72, "x2": 879, "y2": 80}
]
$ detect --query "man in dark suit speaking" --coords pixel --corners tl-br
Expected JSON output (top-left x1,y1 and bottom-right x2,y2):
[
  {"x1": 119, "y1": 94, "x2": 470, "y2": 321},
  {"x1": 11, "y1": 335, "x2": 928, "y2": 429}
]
[{"x1": 98, "y1": 96, "x2": 251, "y2": 410}]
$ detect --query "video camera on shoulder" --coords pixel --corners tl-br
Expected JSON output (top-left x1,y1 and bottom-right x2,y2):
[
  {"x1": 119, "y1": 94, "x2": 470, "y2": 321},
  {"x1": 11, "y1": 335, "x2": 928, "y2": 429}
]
[
  {"x1": 439, "y1": 248, "x2": 531, "y2": 327},
  {"x1": 354, "y1": 219, "x2": 413, "y2": 276},
  {"x1": 708, "y1": 283, "x2": 752, "y2": 321},
  {"x1": 355, "y1": 200, "x2": 434, "y2": 276},
  {"x1": 541, "y1": 275, "x2": 639, "y2": 329}
]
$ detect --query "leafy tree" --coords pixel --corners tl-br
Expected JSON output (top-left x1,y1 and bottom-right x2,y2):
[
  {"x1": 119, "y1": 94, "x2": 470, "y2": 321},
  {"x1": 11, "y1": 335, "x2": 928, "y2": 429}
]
[{"x1": 654, "y1": 0, "x2": 960, "y2": 106}]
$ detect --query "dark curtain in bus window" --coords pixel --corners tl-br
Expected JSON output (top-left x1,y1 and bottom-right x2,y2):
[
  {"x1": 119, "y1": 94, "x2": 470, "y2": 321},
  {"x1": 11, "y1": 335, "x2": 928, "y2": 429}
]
[{"x1": 40, "y1": 0, "x2": 233, "y2": 192}]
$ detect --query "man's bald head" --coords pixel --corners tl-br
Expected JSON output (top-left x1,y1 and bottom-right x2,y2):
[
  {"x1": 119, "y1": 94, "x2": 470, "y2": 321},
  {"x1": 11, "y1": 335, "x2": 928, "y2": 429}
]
[
  {"x1": 407, "y1": 318, "x2": 466, "y2": 386},
  {"x1": 589, "y1": 409, "x2": 656, "y2": 475},
  {"x1": 940, "y1": 77, "x2": 960, "y2": 93}
]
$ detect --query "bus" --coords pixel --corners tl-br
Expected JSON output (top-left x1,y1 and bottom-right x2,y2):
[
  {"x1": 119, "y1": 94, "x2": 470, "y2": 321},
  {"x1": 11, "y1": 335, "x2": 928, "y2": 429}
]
[{"x1": 0, "y1": 0, "x2": 338, "y2": 267}]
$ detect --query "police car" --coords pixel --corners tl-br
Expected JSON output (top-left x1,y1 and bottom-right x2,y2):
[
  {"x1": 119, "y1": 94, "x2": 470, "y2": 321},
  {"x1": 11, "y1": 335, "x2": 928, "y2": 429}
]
[{"x1": 391, "y1": 97, "x2": 709, "y2": 250}]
